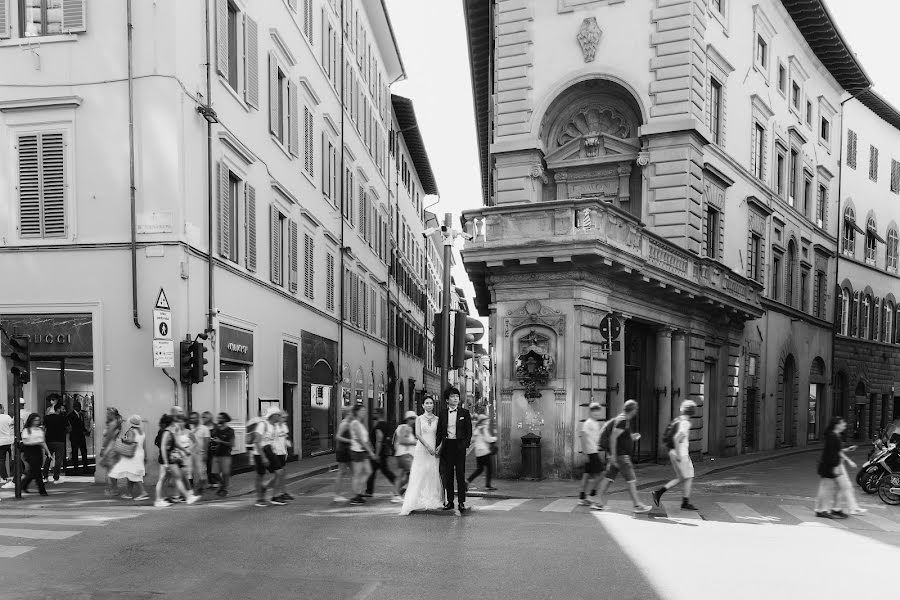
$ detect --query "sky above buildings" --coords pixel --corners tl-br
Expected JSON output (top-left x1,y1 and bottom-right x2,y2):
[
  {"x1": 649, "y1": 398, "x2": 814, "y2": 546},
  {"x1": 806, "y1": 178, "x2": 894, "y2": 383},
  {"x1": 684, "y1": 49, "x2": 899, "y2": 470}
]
[{"x1": 384, "y1": 0, "x2": 900, "y2": 307}]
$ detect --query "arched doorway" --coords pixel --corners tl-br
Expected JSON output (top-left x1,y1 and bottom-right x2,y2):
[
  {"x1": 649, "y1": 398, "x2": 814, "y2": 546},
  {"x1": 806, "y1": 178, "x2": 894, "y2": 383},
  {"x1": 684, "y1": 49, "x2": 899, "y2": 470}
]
[
  {"x1": 306, "y1": 359, "x2": 335, "y2": 456},
  {"x1": 780, "y1": 355, "x2": 797, "y2": 446}
]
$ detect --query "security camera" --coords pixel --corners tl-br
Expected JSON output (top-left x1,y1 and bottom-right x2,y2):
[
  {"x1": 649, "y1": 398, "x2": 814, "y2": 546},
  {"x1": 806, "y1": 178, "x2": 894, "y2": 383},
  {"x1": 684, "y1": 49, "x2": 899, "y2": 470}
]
[
  {"x1": 459, "y1": 232, "x2": 474, "y2": 241},
  {"x1": 440, "y1": 225, "x2": 448, "y2": 233},
  {"x1": 422, "y1": 227, "x2": 439, "y2": 237}
]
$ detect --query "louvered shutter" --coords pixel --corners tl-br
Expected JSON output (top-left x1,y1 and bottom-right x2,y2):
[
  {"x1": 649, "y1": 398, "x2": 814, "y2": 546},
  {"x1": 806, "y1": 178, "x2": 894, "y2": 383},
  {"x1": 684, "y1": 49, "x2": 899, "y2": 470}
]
[
  {"x1": 851, "y1": 291, "x2": 860, "y2": 337},
  {"x1": 326, "y1": 253, "x2": 335, "y2": 311},
  {"x1": 245, "y1": 184, "x2": 257, "y2": 271},
  {"x1": 40, "y1": 133, "x2": 66, "y2": 237},
  {"x1": 244, "y1": 15, "x2": 259, "y2": 108},
  {"x1": 0, "y1": 0, "x2": 9, "y2": 39},
  {"x1": 270, "y1": 205, "x2": 282, "y2": 285},
  {"x1": 289, "y1": 220, "x2": 299, "y2": 293},
  {"x1": 289, "y1": 0, "x2": 298, "y2": 12},
  {"x1": 304, "y1": 0, "x2": 313, "y2": 42},
  {"x1": 351, "y1": 275, "x2": 358, "y2": 325},
  {"x1": 269, "y1": 54, "x2": 279, "y2": 136},
  {"x1": 218, "y1": 162, "x2": 231, "y2": 258},
  {"x1": 304, "y1": 233, "x2": 314, "y2": 299},
  {"x1": 288, "y1": 80, "x2": 299, "y2": 157},
  {"x1": 215, "y1": 0, "x2": 228, "y2": 76},
  {"x1": 17, "y1": 135, "x2": 41, "y2": 237},
  {"x1": 303, "y1": 107, "x2": 313, "y2": 174},
  {"x1": 61, "y1": 0, "x2": 86, "y2": 33},
  {"x1": 321, "y1": 133, "x2": 328, "y2": 195}
]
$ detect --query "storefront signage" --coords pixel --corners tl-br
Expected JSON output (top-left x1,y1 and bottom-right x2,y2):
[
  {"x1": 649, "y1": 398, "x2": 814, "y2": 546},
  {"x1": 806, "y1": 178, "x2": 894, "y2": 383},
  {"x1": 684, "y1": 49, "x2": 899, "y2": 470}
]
[
  {"x1": 0, "y1": 314, "x2": 92, "y2": 357},
  {"x1": 219, "y1": 325, "x2": 254, "y2": 364}
]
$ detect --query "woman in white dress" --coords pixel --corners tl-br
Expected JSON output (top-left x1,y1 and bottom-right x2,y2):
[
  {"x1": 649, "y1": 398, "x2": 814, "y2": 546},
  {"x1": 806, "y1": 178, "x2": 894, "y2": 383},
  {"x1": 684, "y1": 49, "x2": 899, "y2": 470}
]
[
  {"x1": 109, "y1": 415, "x2": 149, "y2": 501},
  {"x1": 400, "y1": 397, "x2": 445, "y2": 515}
]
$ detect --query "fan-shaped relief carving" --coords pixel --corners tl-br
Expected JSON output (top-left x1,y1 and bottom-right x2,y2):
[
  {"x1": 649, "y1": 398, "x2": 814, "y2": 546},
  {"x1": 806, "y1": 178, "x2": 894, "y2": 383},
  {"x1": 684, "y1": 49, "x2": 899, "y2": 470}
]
[{"x1": 557, "y1": 105, "x2": 632, "y2": 147}]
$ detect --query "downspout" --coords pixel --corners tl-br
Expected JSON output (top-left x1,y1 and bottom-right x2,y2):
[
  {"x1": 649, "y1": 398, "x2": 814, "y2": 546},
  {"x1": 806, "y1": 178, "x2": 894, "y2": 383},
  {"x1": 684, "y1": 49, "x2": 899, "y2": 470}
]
[
  {"x1": 205, "y1": 0, "x2": 215, "y2": 333},
  {"x1": 339, "y1": 0, "x2": 345, "y2": 410},
  {"x1": 127, "y1": 0, "x2": 140, "y2": 329}
]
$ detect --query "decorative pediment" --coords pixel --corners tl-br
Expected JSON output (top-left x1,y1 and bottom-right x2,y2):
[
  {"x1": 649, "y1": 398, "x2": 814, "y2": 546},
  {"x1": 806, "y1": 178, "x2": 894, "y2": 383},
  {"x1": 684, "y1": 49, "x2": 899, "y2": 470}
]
[
  {"x1": 545, "y1": 131, "x2": 640, "y2": 166},
  {"x1": 504, "y1": 300, "x2": 566, "y2": 337}
]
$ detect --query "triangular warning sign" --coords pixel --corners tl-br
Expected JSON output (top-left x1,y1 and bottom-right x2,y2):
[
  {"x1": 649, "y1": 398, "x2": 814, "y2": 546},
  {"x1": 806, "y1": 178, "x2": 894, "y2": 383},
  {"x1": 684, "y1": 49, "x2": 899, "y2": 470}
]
[{"x1": 155, "y1": 288, "x2": 170, "y2": 310}]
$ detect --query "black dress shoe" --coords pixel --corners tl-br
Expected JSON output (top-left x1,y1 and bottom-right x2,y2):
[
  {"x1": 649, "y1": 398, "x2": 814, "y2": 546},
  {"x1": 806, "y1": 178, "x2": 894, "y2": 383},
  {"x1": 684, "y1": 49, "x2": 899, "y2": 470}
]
[
  {"x1": 458, "y1": 503, "x2": 467, "y2": 512},
  {"x1": 442, "y1": 503, "x2": 455, "y2": 510}
]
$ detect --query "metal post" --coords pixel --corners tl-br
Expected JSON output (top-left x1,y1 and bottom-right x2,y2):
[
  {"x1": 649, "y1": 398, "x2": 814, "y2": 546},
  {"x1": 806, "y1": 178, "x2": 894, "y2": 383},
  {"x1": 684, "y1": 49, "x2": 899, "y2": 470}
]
[
  {"x1": 440, "y1": 213, "x2": 453, "y2": 397},
  {"x1": 12, "y1": 381, "x2": 22, "y2": 500}
]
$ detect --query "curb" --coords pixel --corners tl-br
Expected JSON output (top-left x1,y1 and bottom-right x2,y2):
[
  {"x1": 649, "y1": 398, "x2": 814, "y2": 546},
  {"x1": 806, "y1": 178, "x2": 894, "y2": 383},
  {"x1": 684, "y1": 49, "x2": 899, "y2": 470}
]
[{"x1": 227, "y1": 463, "x2": 338, "y2": 498}]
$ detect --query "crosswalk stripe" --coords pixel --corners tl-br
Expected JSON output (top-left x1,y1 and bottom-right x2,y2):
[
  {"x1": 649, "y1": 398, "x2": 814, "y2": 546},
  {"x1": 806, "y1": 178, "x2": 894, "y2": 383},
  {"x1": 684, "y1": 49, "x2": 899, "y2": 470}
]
[
  {"x1": 778, "y1": 505, "x2": 847, "y2": 529},
  {"x1": 0, "y1": 518, "x2": 108, "y2": 527},
  {"x1": 0, "y1": 528, "x2": 80, "y2": 540},
  {"x1": 540, "y1": 498, "x2": 580, "y2": 513},
  {"x1": 480, "y1": 499, "x2": 530, "y2": 511},
  {"x1": 717, "y1": 502, "x2": 782, "y2": 524},
  {"x1": 853, "y1": 511, "x2": 900, "y2": 532},
  {"x1": 662, "y1": 501, "x2": 702, "y2": 520},
  {"x1": 0, "y1": 510, "x2": 141, "y2": 520},
  {"x1": 0, "y1": 546, "x2": 36, "y2": 558}
]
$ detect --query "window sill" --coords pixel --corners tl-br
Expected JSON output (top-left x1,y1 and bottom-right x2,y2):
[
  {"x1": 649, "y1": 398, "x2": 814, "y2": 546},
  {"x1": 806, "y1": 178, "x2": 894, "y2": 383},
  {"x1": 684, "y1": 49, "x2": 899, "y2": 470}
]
[
  {"x1": 218, "y1": 77, "x2": 251, "y2": 112},
  {"x1": 269, "y1": 134, "x2": 293, "y2": 160},
  {"x1": 818, "y1": 139, "x2": 831, "y2": 154},
  {"x1": 0, "y1": 34, "x2": 78, "y2": 48},
  {"x1": 754, "y1": 63, "x2": 769, "y2": 84}
]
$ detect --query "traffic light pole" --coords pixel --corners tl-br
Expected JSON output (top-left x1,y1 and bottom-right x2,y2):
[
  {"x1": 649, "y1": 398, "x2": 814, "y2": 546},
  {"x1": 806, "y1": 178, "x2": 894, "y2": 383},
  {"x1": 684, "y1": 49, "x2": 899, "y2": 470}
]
[
  {"x1": 12, "y1": 379, "x2": 22, "y2": 500},
  {"x1": 439, "y1": 212, "x2": 453, "y2": 399}
]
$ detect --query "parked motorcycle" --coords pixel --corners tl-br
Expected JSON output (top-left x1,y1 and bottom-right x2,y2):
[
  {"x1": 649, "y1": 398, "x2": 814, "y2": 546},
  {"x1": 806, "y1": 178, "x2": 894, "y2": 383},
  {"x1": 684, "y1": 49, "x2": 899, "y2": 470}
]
[
  {"x1": 878, "y1": 472, "x2": 900, "y2": 505},
  {"x1": 857, "y1": 442, "x2": 900, "y2": 494}
]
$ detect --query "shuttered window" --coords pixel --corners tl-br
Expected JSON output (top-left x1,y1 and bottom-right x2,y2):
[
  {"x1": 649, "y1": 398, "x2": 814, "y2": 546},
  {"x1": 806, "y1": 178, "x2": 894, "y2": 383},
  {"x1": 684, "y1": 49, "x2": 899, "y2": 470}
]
[
  {"x1": 870, "y1": 145, "x2": 879, "y2": 182},
  {"x1": 217, "y1": 163, "x2": 241, "y2": 261},
  {"x1": 216, "y1": 1, "x2": 258, "y2": 109},
  {"x1": 17, "y1": 132, "x2": 66, "y2": 239},
  {"x1": 270, "y1": 205, "x2": 284, "y2": 286},
  {"x1": 0, "y1": 0, "x2": 9, "y2": 39},
  {"x1": 846, "y1": 130, "x2": 857, "y2": 170},
  {"x1": 350, "y1": 274, "x2": 358, "y2": 326},
  {"x1": 302, "y1": 0, "x2": 313, "y2": 42},
  {"x1": 370, "y1": 288, "x2": 377, "y2": 336},
  {"x1": 244, "y1": 15, "x2": 259, "y2": 108},
  {"x1": 358, "y1": 187, "x2": 367, "y2": 241},
  {"x1": 891, "y1": 159, "x2": 900, "y2": 194},
  {"x1": 303, "y1": 106, "x2": 314, "y2": 176},
  {"x1": 245, "y1": 184, "x2": 257, "y2": 271},
  {"x1": 289, "y1": 220, "x2": 299, "y2": 293},
  {"x1": 287, "y1": 80, "x2": 299, "y2": 157},
  {"x1": 326, "y1": 253, "x2": 335, "y2": 312},
  {"x1": 303, "y1": 233, "x2": 314, "y2": 300},
  {"x1": 361, "y1": 280, "x2": 368, "y2": 331},
  {"x1": 18, "y1": 0, "x2": 85, "y2": 37}
]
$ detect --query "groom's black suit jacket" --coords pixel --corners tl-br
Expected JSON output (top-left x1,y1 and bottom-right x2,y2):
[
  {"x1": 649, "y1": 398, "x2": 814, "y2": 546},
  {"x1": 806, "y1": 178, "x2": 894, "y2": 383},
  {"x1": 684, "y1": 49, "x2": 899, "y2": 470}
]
[{"x1": 436, "y1": 406, "x2": 473, "y2": 449}]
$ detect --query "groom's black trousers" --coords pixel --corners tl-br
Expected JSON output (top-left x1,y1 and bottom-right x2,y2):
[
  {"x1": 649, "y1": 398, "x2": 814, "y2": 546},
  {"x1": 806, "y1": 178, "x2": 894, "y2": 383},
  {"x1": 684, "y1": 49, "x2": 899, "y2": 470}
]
[{"x1": 440, "y1": 439, "x2": 467, "y2": 505}]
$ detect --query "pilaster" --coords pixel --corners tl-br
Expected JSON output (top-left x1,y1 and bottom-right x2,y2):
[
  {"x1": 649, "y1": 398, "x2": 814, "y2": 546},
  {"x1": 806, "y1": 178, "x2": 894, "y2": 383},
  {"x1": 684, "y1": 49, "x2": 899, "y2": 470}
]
[{"x1": 656, "y1": 326, "x2": 674, "y2": 459}]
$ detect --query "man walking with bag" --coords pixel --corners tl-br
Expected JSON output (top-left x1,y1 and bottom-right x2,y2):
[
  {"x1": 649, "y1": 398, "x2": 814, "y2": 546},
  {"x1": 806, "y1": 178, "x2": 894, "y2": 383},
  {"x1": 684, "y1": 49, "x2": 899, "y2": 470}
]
[
  {"x1": 436, "y1": 387, "x2": 472, "y2": 512},
  {"x1": 652, "y1": 400, "x2": 699, "y2": 511},
  {"x1": 594, "y1": 400, "x2": 651, "y2": 513}
]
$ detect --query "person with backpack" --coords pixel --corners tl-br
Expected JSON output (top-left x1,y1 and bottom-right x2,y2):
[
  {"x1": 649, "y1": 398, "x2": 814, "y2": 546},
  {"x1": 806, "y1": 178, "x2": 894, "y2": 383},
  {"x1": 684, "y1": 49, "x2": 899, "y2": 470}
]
[
  {"x1": 332, "y1": 409, "x2": 354, "y2": 502},
  {"x1": 594, "y1": 400, "x2": 651, "y2": 513},
  {"x1": 365, "y1": 410, "x2": 396, "y2": 498},
  {"x1": 209, "y1": 412, "x2": 235, "y2": 497},
  {"x1": 578, "y1": 403, "x2": 605, "y2": 507},
  {"x1": 652, "y1": 400, "x2": 699, "y2": 511}
]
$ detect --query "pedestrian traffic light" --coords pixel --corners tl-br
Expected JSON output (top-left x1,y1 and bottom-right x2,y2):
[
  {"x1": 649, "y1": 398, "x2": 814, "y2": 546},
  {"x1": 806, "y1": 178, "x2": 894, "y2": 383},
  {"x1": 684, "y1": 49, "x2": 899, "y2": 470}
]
[
  {"x1": 433, "y1": 310, "x2": 444, "y2": 359},
  {"x1": 190, "y1": 340, "x2": 208, "y2": 384},
  {"x1": 452, "y1": 309, "x2": 467, "y2": 369},
  {"x1": 9, "y1": 335, "x2": 30, "y2": 385},
  {"x1": 179, "y1": 341, "x2": 193, "y2": 384}
]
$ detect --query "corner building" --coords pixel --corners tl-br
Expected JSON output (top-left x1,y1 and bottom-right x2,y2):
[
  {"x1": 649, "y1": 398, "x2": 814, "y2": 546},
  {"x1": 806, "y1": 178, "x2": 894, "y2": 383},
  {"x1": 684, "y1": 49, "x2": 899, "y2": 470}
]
[
  {"x1": 461, "y1": 0, "x2": 866, "y2": 477},
  {"x1": 0, "y1": 0, "x2": 439, "y2": 479}
]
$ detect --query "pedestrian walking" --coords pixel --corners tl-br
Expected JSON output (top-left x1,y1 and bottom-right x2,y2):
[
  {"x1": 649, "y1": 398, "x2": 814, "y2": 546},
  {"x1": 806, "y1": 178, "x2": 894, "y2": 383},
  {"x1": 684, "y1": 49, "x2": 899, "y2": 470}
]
[
  {"x1": 188, "y1": 411, "x2": 210, "y2": 494},
  {"x1": 153, "y1": 414, "x2": 198, "y2": 507},
  {"x1": 250, "y1": 407, "x2": 285, "y2": 507},
  {"x1": 578, "y1": 403, "x2": 605, "y2": 506},
  {"x1": 365, "y1": 410, "x2": 396, "y2": 498},
  {"x1": 109, "y1": 415, "x2": 149, "y2": 501},
  {"x1": 100, "y1": 407, "x2": 124, "y2": 497},
  {"x1": 652, "y1": 400, "x2": 698, "y2": 511},
  {"x1": 20, "y1": 413, "x2": 50, "y2": 496},
  {"x1": 67, "y1": 401, "x2": 90, "y2": 475},
  {"x1": 467, "y1": 414, "x2": 497, "y2": 491},
  {"x1": 436, "y1": 386, "x2": 473, "y2": 512},
  {"x1": 348, "y1": 404, "x2": 376, "y2": 506},
  {"x1": 815, "y1": 416, "x2": 866, "y2": 519},
  {"x1": 595, "y1": 400, "x2": 651, "y2": 513},
  {"x1": 270, "y1": 410, "x2": 292, "y2": 503},
  {"x1": 0, "y1": 404, "x2": 16, "y2": 485},
  {"x1": 391, "y1": 411, "x2": 417, "y2": 503},
  {"x1": 332, "y1": 409, "x2": 353, "y2": 502},
  {"x1": 201, "y1": 411, "x2": 216, "y2": 485},
  {"x1": 42, "y1": 404, "x2": 68, "y2": 484},
  {"x1": 209, "y1": 412, "x2": 234, "y2": 497}
]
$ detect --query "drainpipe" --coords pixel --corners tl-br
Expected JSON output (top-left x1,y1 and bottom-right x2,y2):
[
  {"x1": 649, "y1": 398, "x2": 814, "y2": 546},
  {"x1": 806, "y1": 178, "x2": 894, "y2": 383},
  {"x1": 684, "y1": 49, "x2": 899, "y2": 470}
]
[
  {"x1": 204, "y1": 0, "x2": 215, "y2": 334},
  {"x1": 127, "y1": 0, "x2": 140, "y2": 329},
  {"x1": 339, "y1": 0, "x2": 346, "y2": 410}
]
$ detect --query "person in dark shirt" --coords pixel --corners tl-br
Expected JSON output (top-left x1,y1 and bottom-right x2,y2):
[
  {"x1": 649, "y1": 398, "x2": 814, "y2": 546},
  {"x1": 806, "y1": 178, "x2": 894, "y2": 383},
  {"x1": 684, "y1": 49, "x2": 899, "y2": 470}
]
[
  {"x1": 209, "y1": 412, "x2": 235, "y2": 497},
  {"x1": 596, "y1": 400, "x2": 651, "y2": 513},
  {"x1": 364, "y1": 410, "x2": 396, "y2": 496},
  {"x1": 815, "y1": 416, "x2": 863, "y2": 519},
  {"x1": 42, "y1": 404, "x2": 69, "y2": 482},
  {"x1": 68, "y1": 401, "x2": 90, "y2": 474}
]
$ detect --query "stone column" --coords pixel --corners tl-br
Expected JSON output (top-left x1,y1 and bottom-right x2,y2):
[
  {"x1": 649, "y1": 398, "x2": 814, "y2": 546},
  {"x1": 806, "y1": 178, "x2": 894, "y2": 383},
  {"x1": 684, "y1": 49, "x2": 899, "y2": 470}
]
[
  {"x1": 606, "y1": 315, "x2": 628, "y2": 416},
  {"x1": 656, "y1": 327, "x2": 673, "y2": 460},
  {"x1": 672, "y1": 330, "x2": 688, "y2": 420}
]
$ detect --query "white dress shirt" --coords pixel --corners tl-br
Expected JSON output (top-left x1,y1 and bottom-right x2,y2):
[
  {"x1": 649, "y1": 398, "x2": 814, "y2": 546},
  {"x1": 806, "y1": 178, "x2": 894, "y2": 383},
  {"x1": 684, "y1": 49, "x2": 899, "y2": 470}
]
[{"x1": 447, "y1": 409, "x2": 458, "y2": 439}]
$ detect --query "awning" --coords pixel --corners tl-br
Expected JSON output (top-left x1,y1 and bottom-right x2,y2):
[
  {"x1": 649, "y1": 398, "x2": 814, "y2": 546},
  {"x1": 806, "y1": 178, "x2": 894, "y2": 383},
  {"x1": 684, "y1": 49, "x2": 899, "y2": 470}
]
[
  {"x1": 846, "y1": 214, "x2": 865, "y2": 235},
  {"x1": 868, "y1": 226, "x2": 886, "y2": 244}
]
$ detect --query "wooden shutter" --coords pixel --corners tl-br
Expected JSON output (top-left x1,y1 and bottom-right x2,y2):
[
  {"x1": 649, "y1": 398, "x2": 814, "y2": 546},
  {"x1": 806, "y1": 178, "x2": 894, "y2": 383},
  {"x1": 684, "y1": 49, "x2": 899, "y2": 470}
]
[
  {"x1": 326, "y1": 253, "x2": 335, "y2": 311},
  {"x1": 61, "y1": 0, "x2": 86, "y2": 33},
  {"x1": 304, "y1": 233, "x2": 314, "y2": 299},
  {"x1": 245, "y1": 184, "x2": 257, "y2": 271},
  {"x1": 351, "y1": 275, "x2": 358, "y2": 325},
  {"x1": 17, "y1": 134, "x2": 41, "y2": 237},
  {"x1": 303, "y1": 0, "x2": 312, "y2": 41},
  {"x1": 288, "y1": 80, "x2": 299, "y2": 157},
  {"x1": 269, "y1": 54, "x2": 279, "y2": 135},
  {"x1": 270, "y1": 205, "x2": 282, "y2": 285},
  {"x1": 0, "y1": 0, "x2": 9, "y2": 39},
  {"x1": 851, "y1": 291, "x2": 860, "y2": 336},
  {"x1": 217, "y1": 162, "x2": 232, "y2": 258},
  {"x1": 303, "y1": 107, "x2": 313, "y2": 174},
  {"x1": 215, "y1": 0, "x2": 228, "y2": 76},
  {"x1": 321, "y1": 133, "x2": 328, "y2": 196},
  {"x1": 244, "y1": 15, "x2": 259, "y2": 108},
  {"x1": 289, "y1": 220, "x2": 299, "y2": 293}
]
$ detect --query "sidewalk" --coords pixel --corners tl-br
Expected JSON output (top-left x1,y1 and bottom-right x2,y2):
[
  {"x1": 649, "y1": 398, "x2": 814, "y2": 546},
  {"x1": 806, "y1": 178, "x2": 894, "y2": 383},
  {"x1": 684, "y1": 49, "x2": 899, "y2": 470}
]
[{"x1": 464, "y1": 445, "x2": 823, "y2": 500}]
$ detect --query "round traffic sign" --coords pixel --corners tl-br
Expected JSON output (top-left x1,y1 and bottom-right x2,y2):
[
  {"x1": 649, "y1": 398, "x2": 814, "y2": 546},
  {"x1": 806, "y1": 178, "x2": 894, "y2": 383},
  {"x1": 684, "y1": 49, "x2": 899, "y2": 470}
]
[{"x1": 159, "y1": 322, "x2": 169, "y2": 337}]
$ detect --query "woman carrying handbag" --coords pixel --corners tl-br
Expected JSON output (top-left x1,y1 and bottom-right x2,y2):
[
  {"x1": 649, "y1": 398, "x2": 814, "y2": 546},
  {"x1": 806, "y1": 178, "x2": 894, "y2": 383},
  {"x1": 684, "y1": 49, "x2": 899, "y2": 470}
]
[
  {"x1": 100, "y1": 407, "x2": 123, "y2": 497},
  {"x1": 108, "y1": 415, "x2": 149, "y2": 501},
  {"x1": 466, "y1": 414, "x2": 498, "y2": 492},
  {"x1": 20, "y1": 413, "x2": 50, "y2": 496}
]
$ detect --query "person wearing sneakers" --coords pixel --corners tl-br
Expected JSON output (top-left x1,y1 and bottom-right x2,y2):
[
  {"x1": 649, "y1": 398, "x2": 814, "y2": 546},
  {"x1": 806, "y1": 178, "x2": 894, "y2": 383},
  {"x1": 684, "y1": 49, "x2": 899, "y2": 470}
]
[
  {"x1": 348, "y1": 404, "x2": 376, "y2": 506},
  {"x1": 251, "y1": 407, "x2": 286, "y2": 507},
  {"x1": 270, "y1": 410, "x2": 293, "y2": 504},
  {"x1": 154, "y1": 414, "x2": 198, "y2": 507},
  {"x1": 332, "y1": 409, "x2": 354, "y2": 502},
  {"x1": 578, "y1": 403, "x2": 604, "y2": 507},
  {"x1": 595, "y1": 400, "x2": 651, "y2": 513},
  {"x1": 209, "y1": 412, "x2": 234, "y2": 497},
  {"x1": 467, "y1": 414, "x2": 497, "y2": 491},
  {"x1": 652, "y1": 401, "x2": 698, "y2": 511},
  {"x1": 391, "y1": 411, "x2": 417, "y2": 503}
]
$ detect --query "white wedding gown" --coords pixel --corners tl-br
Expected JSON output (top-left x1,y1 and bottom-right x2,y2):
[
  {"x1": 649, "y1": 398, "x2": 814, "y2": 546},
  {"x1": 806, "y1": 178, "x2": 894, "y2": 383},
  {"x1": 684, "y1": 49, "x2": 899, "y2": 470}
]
[{"x1": 399, "y1": 414, "x2": 445, "y2": 515}]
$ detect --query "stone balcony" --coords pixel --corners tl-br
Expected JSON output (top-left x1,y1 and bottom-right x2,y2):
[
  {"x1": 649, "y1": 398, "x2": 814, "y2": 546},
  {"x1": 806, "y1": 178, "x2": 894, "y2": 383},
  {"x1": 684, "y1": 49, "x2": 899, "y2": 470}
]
[{"x1": 461, "y1": 198, "x2": 764, "y2": 322}]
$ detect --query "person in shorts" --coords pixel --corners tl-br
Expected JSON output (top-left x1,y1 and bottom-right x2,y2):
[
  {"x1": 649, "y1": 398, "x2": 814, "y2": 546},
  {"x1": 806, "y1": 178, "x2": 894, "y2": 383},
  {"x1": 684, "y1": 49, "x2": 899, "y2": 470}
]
[
  {"x1": 578, "y1": 402, "x2": 605, "y2": 507},
  {"x1": 652, "y1": 400, "x2": 698, "y2": 511},
  {"x1": 365, "y1": 410, "x2": 396, "y2": 497},
  {"x1": 333, "y1": 409, "x2": 353, "y2": 502},
  {"x1": 391, "y1": 411, "x2": 418, "y2": 503},
  {"x1": 250, "y1": 407, "x2": 285, "y2": 507},
  {"x1": 348, "y1": 404, "x2": 376, "y2": 506},
  {"x1": 209, "y1": 412, "x2": 234, "y2": 497},
  {"x1": 595, "y1": 400, "x2": 650, "y2": 513},
  {"x1": 270, "y1": 410, "x2": 292, "y2": 503}
]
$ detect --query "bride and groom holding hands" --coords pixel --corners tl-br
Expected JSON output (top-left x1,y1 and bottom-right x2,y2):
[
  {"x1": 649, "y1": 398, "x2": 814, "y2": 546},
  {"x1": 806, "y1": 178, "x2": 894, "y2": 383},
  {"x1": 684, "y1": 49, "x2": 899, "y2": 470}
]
[{"x1": 399, "y1": 387, "x2": 473, "y2": 515}]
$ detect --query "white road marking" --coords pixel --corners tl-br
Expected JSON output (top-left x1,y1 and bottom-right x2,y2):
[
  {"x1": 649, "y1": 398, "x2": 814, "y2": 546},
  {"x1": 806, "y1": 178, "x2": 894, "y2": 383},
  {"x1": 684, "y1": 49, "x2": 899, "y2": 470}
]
[
  {"x1": 0, "y1": 528, "x2": 80, "y2": 540},
  {"x1": 540, "y1": 498, "x2": 580, "y2": 513},
  {"x1": 479, "y1": 499, "x2": 530, "y2": 511},
  {"x1": 853, "y1": 511, "x2": 900, "y2": 532},
  {"x1": 0, "y1": 546, "x2": 36, "y2": 558},
  {"x1": 0, "y1": 510, "x2": 141, "y2": 519},
  {"x1": 0, "y1": 518, "x2": 108, "y2": 527},
  {"x1": 778, "y1": 505, "x2": 847, "y2": 529},
  {"x1": 717, "y1": 502, "x2": 781, "y2": 523},
  {"x1": 661, "y1": 501, "x2": 702, "y2": 521}
]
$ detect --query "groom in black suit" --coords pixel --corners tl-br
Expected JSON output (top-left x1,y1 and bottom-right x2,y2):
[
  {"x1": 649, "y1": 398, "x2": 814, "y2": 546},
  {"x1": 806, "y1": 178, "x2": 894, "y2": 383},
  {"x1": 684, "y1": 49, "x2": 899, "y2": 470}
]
[{"x1": 436, "y1": 386, "x2": 473, "y2": 511}]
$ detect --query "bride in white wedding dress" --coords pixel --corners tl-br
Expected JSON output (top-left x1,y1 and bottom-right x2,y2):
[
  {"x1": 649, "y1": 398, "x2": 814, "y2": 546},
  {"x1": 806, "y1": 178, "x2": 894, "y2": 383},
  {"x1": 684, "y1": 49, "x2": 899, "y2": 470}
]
[{"x1": 399, "y1": 397, "x2": 444, "y2": 515}]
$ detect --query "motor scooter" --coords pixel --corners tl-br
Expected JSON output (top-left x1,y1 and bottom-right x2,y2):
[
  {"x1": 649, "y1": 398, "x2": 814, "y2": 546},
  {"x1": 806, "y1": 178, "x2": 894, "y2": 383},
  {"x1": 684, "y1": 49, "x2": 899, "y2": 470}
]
[
  {"x1": 878, "y1": 472, "x2": 900, "y2": 505},
  {"x1": 857, "y1": 441, "x2": 900, "y2": 494}
]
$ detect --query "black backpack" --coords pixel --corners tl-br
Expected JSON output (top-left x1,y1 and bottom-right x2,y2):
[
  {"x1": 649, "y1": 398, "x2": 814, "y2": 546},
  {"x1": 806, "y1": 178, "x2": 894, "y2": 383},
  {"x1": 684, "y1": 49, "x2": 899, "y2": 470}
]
[
  {"x1": 154, "y1": 429, "x2": 164, "y2": 448},
  {"x1": 662, "y1": 418, "x2": 681, "y2": 450},
  {"x1": 598, "y1": 417, "x2": 619, "y2": 451}
]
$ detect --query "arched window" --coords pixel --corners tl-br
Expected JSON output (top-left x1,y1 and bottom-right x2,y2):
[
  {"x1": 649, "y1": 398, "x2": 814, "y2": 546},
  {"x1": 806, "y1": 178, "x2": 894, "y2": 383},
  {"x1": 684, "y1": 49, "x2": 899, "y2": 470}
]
[
  {"x1": 786, "y1": 240, "x2": 797, "y2": 307},
  {"x1": 861, "y1": 295, "x2": 871, "y2": 339},
  {"x1": 865, "y1": 216, "x2": 879, "y2": 264},
  {"x1": 887, "y1": 228, "x2": 899, "y2": 273},
  {"x1": 842, "y1": 206, "x2": 856, "y2": 256},
  {"x1": 839, "y1": 288, "x2": 850, "y2": 335},
  {"x1": 884, "y1": 301, "x2": 893, "y2": 344}
]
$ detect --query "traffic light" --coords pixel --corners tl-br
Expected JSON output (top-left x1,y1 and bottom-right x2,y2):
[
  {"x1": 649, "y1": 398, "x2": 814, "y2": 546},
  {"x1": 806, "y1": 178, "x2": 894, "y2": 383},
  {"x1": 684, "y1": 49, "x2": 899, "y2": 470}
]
[
  {"x1": 191, "y1": 340, "x2": 208, "y2": 384},
  {"x1": 433, "y1": 310, "x2": 444, "y2": 361},
  {"x1": 179, "y1": 341, "x2": 193, "y2": 384},
  {"x1": 452, "y1": 309, "x2": 467, "y2": 369},
  {"x1": 9, "y1": 335, "x2": 30, "y2": 385}
]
